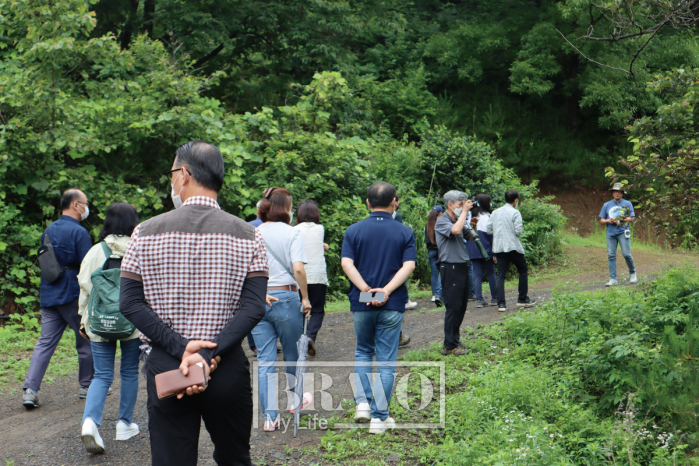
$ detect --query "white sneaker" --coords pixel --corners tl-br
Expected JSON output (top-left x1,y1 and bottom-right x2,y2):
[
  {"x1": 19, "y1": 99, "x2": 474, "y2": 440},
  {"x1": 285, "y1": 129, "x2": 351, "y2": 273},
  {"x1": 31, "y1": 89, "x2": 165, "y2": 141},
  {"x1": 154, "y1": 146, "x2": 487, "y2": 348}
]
[
  {"x1": 430, "y1": 296, "x2": 436, "y2": 302},
  {"x1": 354, "y1": 402, "x2": 371, "y2": 422},
  {"x1": 81, "y1": 418, "x2": 105, "y2": 454},
  {"x1": 630, "y1": 273, "x2": 638, "y2": 283},
  {"x1": 369, "y1": 416, "x2": 396, "y2": 434},
  {"x1": 115, "y1": 420, "x2": 140, "y2": 441},
  {"x1": 405, "y1": 300, "x2": 418, "y2": 310},
  {"x1": 605, "y1": 279, "x2": 618, "y2": 287}
]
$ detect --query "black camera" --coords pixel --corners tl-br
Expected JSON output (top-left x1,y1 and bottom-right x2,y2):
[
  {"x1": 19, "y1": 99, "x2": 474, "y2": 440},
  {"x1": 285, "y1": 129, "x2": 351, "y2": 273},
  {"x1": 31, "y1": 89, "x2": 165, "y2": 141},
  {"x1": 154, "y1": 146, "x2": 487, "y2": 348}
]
[{"x1": 471, "y1": 198, "x2": 480, "y2": 208}]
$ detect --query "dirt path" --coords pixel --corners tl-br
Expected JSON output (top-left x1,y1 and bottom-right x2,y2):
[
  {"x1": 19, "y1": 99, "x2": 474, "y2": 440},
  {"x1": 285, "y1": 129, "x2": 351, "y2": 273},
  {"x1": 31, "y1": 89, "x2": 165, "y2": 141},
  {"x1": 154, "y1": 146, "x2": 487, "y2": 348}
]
[{"x1": 1, "y1": 244, "x2": 697, "y2": 466}]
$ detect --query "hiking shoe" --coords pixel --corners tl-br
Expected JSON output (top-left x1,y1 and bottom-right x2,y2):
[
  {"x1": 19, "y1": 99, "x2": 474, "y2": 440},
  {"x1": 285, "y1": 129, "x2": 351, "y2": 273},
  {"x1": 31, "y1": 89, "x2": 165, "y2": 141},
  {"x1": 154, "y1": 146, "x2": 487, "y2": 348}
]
[
  {"x1": 606, "y1": 279, "x2": 618, "y2": 287},
  {"x1": 440, "y1": 346, "x2": 467, "y2": 356},
  {"x1": 308, "y1": 337, "x2": 316, "y2": 356},
  {"x1": 516, "y1": 298, "x2": 537, "y2": 308},
  {"x1": 369, "y1": 416, "x2": 396, "y2": 434},
  {"x1": 23, "y1": 389, "x2": 39, "y2": 409},
  {"x1": 468, "y1": 293, "x2": 477, "y2": 302},
  {"x1": 405, "y1": 300, "x2": 418, "y2": 310},
  {"x1": 115, "y1": 421, "x2": 140, "y2": 441},
  {"x1": 399, "y1": 332, "x2": 411, "y2": 347},
  {"x1": 458, "y1": 342, "x2": 470, "y2": 353},
  {"x1": 79, "y1": 386, "x2": 89, "y2": 399},
  {"x1": 476, "y1": 300, "x2": 485, "y2": 308},
  {"x1": 489, "y1": 300, "x2": 498, "y2": 307},
  {"x1": 354, "y1": 402, "x2": 371, "y2": 423},
  {"x1": 263, "y1": 416, "x2": 280, "y2": 432},
  {"x1": 81, "y1": 418, "x2": 105, "y2": 454},
  {"x1": 630, "y1": 273, "x2": 638, "y2": 283}
]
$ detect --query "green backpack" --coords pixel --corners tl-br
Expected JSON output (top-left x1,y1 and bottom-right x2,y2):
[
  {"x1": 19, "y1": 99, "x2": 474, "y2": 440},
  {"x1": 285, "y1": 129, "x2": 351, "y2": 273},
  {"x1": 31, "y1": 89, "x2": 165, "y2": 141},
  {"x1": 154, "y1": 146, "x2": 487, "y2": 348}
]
[{"x1": 87, "y1": 242, "x2": 135, "y2": 340}]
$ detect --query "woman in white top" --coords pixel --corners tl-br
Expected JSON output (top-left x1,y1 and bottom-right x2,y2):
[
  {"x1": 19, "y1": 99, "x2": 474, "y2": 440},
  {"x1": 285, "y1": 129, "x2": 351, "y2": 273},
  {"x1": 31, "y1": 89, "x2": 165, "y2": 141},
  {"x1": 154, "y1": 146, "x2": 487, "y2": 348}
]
[
  {"x1": 77, "y1": 203, "x2": 141, "y2": 454},
  {"x1": 293, "y1": 200, "x2": 329, "y2": 356},
  {"x1": 252, "y1": 187, "x2": 312, "y2": 432}
]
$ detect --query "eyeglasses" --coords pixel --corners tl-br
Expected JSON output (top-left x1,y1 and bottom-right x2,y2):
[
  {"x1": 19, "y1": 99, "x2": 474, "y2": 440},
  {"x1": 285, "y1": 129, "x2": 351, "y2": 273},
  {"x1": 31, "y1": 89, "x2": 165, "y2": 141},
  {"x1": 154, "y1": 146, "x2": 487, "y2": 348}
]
[{"x1": 164, "y1": 167, "x2": 192, "y2": 176}]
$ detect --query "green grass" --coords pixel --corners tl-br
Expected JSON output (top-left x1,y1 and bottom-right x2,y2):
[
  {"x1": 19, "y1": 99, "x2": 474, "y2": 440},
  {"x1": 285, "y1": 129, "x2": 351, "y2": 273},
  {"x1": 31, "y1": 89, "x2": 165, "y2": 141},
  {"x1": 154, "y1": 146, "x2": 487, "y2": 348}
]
[
  {"x1": 0, "y1": 314, "x2": 81, "y2": 393},
  {"x1": 562, "y1": 225, "x2": 669, "y2": 252}
]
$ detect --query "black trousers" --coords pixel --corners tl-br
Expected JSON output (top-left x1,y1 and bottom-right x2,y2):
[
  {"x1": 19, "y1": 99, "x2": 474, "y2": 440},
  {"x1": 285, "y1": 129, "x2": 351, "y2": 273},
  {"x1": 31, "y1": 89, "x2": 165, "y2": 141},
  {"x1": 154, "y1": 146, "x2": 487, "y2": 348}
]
[
  {"x1": 440, "y1": 262, "x2": 470, "y2": 350},
  {"x1": 306, "y1": 284, "x2": 327, "y2": 342},
  {"x1": 146, "y1": 344, "x2": 253, "y2": 466},
  {"x1": 494, "y1": 251, "x2": 529, "y2": 306}
]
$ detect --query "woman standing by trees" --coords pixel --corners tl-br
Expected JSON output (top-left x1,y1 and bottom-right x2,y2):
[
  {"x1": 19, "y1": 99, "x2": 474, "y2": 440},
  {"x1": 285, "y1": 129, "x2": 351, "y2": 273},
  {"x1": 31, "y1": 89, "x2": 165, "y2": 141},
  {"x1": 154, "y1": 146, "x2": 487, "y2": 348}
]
[
  {"x1": 77, "y1": 203, "x2": 141, "y2": 454},
  {"x1": 253, "y1": 187, "x2": 312, "y2": 432},
  {"x1": 425, "y1": 206, "x2": 444, "y2": 305},
  {"x1": 294, "y1": 200, "x2": 328, "y2": 356}
]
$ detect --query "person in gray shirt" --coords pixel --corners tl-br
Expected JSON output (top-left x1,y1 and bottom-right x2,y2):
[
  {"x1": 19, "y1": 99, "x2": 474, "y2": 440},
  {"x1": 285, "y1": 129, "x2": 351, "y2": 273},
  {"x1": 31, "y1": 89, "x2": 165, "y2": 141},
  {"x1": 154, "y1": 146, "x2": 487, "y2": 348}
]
[
  {"x1": 434, "y1": 190, "x2": 475, "y2": 356},
  {"x1": 487, "y1": 189, "x2": 536, "y2": 312}
]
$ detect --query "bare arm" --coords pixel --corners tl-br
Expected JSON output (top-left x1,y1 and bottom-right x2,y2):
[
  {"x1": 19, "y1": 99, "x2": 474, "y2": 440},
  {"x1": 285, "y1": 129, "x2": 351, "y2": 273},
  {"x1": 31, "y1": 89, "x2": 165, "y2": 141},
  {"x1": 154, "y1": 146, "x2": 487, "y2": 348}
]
[
  {"x1": 341, "y1": 257, "x2": 370, "y2": 291},
  {"x1": 293, "y1": 262, "x2": 311, "y2": 316}
]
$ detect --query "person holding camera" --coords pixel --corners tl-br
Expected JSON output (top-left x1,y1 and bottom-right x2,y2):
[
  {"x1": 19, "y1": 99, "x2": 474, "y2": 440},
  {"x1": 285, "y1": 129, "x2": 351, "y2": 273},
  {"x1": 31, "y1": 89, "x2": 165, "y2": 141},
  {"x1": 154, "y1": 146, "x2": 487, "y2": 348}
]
[
  {"x1": 466, "y1": 194, "x2": 498, "y2": 308},
  {"x1": 434, "y1": 190, "x2": 476, "y2": 356},
  {"x1": 488, "y1": 189, "x2": 536, "y2": 312},
  {"x1": 599, "y1": 182, "x2": 637, "y2": 286},
  {"x1": 341, "y1": 182, "x2": 416, "y2": 434}
]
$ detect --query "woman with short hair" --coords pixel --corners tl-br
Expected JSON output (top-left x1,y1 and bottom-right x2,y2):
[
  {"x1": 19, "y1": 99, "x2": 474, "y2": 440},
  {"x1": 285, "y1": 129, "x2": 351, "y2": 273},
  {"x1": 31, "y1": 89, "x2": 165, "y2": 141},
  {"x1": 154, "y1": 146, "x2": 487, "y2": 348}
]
[
  {"x1": 253, "y1": 187, "x2": 312, "y2": 432},
  {"x1": 78, "y1": 202, "x2": 141, "y2": 454},
  {"x1": 293, "y1": 200, "x2": 329, "y2": 356}
]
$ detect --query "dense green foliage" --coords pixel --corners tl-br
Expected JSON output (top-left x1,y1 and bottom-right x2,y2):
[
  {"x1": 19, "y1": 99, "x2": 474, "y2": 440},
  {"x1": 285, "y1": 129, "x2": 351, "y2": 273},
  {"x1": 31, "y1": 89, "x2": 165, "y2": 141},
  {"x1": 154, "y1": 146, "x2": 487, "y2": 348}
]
[
  {"x1": 0, "y1": 1, "x2": 565, "y2": 309},
  {"x1": 321, "y1": 268, "x2": 699, "y2": 464},
  {"x1": 608, "y1": 69, "x2": 699, "y2": 248},
  {"x1": 77, "y1": 0, "x2": 699, "y2": 182}
]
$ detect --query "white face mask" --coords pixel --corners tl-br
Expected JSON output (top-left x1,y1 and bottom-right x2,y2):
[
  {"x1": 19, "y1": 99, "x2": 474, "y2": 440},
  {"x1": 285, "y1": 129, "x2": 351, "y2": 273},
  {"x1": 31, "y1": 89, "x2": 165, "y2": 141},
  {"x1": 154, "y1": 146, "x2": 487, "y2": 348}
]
[
  {"x1": 454, "y1": 207, "x2": 463, "y2": 217},
  {"x1": 78, "y1": 203, "x2": 89, "y2": 221},
  {"x1": 171, "y1": 171, "x2": 184, "y2": 209}
]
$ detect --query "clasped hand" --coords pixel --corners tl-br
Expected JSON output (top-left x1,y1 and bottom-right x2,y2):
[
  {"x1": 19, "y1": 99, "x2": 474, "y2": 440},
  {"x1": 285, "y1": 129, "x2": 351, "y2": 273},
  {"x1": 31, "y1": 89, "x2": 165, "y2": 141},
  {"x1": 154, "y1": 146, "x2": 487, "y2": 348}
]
[{"x1": 177, "y1": 340, "x2": 221, "y2": 399}]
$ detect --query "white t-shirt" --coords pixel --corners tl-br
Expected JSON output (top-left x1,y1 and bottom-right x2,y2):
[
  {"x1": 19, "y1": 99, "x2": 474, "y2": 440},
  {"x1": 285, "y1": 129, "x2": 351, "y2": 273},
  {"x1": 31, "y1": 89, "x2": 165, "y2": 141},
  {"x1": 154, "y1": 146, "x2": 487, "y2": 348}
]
[
  {"x1": 258, "y1": 222, "x2": 307, "y2": 287},
  {"x1": 294, "y1": 222, "x2": 328, "y2": 285},
  {"x1": 477, "y1": 212, "x2": 491, "y2": 232}
]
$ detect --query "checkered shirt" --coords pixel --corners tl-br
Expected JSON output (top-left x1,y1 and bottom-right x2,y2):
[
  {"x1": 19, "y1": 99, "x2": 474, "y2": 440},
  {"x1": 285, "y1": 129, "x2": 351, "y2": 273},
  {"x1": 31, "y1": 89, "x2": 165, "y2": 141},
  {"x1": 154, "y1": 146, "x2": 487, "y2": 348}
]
[{"x1": 120, "y1": 196, "x2": 269, "y2": 343}]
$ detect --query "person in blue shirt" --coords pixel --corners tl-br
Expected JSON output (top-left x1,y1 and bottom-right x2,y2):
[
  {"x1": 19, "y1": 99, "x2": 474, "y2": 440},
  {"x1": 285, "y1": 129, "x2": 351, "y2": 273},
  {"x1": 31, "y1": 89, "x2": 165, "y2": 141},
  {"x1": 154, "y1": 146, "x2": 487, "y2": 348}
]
[
  {"x1": 249, "y1": 200, "x2": 263, "y2": 228},
  {"x1": 599, "y1": 182, "x2": 637, "y2": 286},
  {"x1": 23, "y1": 189, "x2": 94, "y2": 409},
  {"x1": 341, "y1": 181, "x2": 416, "y2": 434}
]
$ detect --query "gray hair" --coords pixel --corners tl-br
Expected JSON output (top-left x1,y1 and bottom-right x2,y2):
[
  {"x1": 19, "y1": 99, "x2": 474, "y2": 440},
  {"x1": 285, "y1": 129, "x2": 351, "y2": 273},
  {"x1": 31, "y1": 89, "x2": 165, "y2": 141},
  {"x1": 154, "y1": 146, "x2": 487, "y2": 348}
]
[
  {"x1": 443, "y1": 190, "x2": 469, "y2": 207},
  {"x1": 174, "y1": 140, "x2": 224, "y2": 192}
]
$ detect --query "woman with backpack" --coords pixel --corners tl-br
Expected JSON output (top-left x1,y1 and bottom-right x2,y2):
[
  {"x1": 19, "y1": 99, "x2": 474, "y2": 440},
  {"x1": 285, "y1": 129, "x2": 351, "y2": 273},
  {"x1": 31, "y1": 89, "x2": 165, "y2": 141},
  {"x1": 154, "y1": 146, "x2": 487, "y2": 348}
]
[
  {"x1": 252, "y1": 187, "x2": 312, "y2": 432},
  {"x1": 465, "y1": 194, "x2": 498, "y2": 308},
  {"x1": 77, "y1": 203, "x2": 141, "y2": 454}
]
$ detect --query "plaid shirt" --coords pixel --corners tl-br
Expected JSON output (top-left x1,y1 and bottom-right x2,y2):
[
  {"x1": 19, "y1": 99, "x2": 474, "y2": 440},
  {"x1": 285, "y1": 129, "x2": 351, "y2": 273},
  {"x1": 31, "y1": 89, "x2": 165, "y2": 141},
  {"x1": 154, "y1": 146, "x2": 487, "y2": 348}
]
[{"x1": 121, "y1": 196, "x2": 268, "y2": 343}]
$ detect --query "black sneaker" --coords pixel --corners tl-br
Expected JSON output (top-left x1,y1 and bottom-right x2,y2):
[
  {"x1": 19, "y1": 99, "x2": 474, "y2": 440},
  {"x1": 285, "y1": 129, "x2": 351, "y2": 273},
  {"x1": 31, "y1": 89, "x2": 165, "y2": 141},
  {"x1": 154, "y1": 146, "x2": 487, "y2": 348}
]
[
  {"x1": 476, "y1": 301, "x2": 485, "y2": 308},
  {"x1": 434, "y1": 298, "x2": 443, "y2": 308},
  {"x1": 516, "y1": 297, "x2": 537, "y2": 308},
  {"x1": 467, "y1": 293, "x2": 477, "y2": 302}
]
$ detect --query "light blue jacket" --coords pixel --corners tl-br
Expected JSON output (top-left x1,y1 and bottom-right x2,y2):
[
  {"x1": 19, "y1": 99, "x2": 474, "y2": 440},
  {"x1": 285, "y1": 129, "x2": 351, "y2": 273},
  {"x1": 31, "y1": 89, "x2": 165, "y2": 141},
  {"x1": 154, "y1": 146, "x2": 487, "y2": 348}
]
[{"x1": 487, "y1": 203, "x2": 524, "y2": 254}]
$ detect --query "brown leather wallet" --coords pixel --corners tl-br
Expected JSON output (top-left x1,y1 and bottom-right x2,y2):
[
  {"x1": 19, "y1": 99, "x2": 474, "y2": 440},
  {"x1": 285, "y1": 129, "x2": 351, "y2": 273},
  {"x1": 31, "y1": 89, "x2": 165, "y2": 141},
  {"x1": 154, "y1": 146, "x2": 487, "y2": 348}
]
[{"x1": 154, "y1": 363, "x2": 207, "y2": 399}]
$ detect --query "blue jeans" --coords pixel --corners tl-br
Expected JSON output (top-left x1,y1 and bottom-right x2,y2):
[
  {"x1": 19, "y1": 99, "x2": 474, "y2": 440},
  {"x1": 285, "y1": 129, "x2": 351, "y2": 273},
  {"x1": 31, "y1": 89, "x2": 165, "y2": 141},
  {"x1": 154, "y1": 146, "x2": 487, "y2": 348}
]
[
  {"x1": 352, "y1": 310, "x2": 403, "y2": 421},
  {"x1": 82, "y1": 338, "x2": 140, "y2": 427},
  {"x1": 251, "y1": 290, "x2": 303, "y2": 422},
  {"x1": 607, "y1": 233, "x2": 636, "y2": 279},
  {"x1": 472, "y1": 258, "x2": 497, "y2": 302},
  {"x1": 468, "y1": 261, "x2": 475, "y2": 296},
  {"x1": 428, "y1": 250, "x2": 442, "y2": 299}
]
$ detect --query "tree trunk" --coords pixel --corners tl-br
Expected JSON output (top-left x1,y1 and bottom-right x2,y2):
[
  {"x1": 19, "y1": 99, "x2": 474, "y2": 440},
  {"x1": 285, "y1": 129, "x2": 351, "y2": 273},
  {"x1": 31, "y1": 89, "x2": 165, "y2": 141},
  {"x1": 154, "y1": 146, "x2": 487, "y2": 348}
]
[{"x1": 144, "y1": 0, "x2": 155, "y2": 37}]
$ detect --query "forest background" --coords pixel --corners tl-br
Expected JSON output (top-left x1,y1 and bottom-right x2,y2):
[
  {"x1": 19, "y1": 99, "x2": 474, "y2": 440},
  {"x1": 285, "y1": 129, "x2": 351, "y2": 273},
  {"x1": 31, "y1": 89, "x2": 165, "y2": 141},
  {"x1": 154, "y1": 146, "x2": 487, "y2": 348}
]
[{"x1": 0, "y1": 0, "x2": 698, "y2": 311}]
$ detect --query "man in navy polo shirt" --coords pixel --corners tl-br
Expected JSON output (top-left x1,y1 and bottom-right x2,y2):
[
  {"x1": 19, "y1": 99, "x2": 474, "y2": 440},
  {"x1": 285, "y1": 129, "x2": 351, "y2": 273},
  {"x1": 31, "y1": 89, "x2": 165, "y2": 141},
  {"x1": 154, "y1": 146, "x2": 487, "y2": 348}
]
[
  {"x1": 23, "y1": 189, "x2": 94, "y2": 409},
  {"x1": 599, "y1": 182, "x2": 637, "y2": 286},
  {"x1": 341, "y1": 181, "x2": 416, "y2": 434}
]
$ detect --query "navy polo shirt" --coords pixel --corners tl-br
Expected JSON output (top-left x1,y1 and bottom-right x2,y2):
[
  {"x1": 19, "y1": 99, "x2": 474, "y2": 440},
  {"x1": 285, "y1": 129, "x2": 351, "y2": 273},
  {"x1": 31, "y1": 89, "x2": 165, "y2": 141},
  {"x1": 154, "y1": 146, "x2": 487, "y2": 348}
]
[
  {"x1": 39, "y1": 215, "x2": 92, "y2": 308},
  {"x1": 341, "y1": 211, "x2": 417, "y2": 312}
]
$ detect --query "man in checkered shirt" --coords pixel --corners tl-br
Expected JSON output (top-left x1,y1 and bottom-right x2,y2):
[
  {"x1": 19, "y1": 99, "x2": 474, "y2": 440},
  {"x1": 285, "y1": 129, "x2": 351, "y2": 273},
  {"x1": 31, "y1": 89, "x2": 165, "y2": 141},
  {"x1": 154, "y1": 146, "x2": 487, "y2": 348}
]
[{"x1": 119, "y1": 141, "x2": 268, "y2": 466}]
